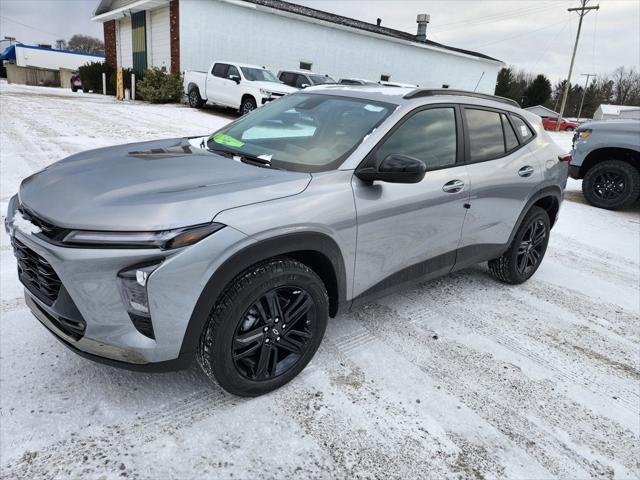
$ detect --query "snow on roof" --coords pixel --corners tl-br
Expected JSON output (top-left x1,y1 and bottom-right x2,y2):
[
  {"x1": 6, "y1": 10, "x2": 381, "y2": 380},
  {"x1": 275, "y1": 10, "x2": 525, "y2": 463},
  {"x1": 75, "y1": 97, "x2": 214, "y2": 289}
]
[{"x1": 597, "y1": 104, "x2": 640, "y2": 115}]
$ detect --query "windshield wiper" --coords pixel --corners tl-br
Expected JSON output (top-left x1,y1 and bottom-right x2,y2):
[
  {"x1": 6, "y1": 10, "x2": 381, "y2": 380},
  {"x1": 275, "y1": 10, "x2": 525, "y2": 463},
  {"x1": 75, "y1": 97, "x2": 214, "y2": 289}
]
[{"x1": 207, "y1": 146, "x2": 279, "y2": 169}]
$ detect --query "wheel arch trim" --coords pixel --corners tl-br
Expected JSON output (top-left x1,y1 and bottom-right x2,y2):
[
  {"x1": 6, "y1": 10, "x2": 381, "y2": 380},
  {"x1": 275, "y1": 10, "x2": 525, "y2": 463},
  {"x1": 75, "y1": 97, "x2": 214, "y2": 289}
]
[
  {"x1": 178, "y1": 231, "x2": 347, "y2": 357},
  {"x1": 507, "y1": 186, "x2": 562, "y2": 245}
]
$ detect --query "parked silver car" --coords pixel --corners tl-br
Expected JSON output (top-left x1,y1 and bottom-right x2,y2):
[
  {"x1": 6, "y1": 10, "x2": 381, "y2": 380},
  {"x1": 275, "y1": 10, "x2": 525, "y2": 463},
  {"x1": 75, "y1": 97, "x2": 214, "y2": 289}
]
[{"x1": 5, "y1": 87, "x2": 567, "y2": 396}]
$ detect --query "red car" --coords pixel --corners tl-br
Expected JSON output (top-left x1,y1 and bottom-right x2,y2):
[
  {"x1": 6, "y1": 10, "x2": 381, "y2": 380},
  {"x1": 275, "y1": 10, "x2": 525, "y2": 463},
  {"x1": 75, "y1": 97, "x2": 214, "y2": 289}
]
[{"x1": 542, "y1": 116, "x2": 577, "y2": 132}]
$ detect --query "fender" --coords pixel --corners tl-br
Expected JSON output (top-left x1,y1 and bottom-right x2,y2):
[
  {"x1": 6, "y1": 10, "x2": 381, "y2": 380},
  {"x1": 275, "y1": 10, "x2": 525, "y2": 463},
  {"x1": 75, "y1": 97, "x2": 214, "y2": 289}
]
[
  {"x1": 178, "y1": 231, "x2": 347, "y2": 357},
  {"x1": 507, "y1": 185, "x2": 563, "y2": 246}
]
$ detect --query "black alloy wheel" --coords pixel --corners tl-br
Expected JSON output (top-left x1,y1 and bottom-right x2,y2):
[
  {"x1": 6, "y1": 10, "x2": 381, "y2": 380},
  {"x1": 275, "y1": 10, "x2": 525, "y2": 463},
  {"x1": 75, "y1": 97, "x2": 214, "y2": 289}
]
[
  {"x1": 188, "y1": 88, "x2": 203, "y2": 108},
  {"x1": 198, "y1": 258, "x2": 328, "y2": 396},
  {"x1": 591, "y1": 170, "x2": 626, "y2": 202},
  {"x1": 488, "y1": 206, "x2": 550, "y2": 284},
  {"x1": 232, "y1": 286, "x2": 315, "y2": 381},
  {"x1": 516, "y1": 218, "x2": 547, "y2": 276},
  {"x1": 582, "y1": 160, "x2": 640, "y2": 210}
]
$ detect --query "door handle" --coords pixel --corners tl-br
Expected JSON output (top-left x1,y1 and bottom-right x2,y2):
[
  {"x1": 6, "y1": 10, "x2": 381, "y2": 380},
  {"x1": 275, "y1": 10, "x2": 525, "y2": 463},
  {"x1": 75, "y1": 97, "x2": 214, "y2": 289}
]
[
  {"x1": 518, "y1": 166, "x2": 534, "y2": 177},
  {"x1": 442, "y1": 179, "x2": 465, "y2": 193}
]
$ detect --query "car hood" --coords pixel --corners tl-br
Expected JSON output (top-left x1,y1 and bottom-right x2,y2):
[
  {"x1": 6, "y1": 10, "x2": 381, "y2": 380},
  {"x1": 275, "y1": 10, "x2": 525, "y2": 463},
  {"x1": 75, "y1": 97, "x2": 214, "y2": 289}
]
[
  {"x1": 249, "y1": 81, "x2": 297, "y2": 94},
  {"x1": 19, "y1": 137, "x2": 311, "y2": 231}
]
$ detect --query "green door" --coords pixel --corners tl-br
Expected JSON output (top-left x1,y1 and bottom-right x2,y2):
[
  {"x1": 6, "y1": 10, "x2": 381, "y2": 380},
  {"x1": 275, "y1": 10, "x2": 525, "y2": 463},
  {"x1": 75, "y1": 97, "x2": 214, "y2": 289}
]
[{"x1": 132, "y1": 11, "x2": 147, "y2": 75}]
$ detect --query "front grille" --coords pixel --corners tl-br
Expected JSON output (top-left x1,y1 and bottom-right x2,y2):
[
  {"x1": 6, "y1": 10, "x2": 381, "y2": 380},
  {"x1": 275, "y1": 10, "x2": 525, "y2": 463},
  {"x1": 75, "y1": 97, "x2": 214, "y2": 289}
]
[
  {"x1": 18, "y1": 207, "x2": 69, "y2": 242},
  {"x1": 12, "y1": 238, "x2": 62, "y2": 306}
]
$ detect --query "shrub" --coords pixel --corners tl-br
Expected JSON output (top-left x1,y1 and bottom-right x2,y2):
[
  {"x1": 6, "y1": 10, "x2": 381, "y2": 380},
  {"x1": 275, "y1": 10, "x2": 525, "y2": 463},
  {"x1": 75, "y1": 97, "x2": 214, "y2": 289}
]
[
  {"x1": 78, "y1": 61, "x2": 114, "y2": 93},
  {"x1": 136, "y1": 68, "x2": 183, "y2": 103}
]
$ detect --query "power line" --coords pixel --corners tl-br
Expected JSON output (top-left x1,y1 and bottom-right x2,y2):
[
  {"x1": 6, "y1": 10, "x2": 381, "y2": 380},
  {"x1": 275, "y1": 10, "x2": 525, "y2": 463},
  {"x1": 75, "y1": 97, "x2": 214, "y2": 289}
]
[
  {"x1": 473, "y1": 18, "x2": 569, "y2": 48},
  {"x1": 0, "y1": 15, "x2": 66, "y2": 40},
  {"x1": 555, "y1": 0, "x2": 600, "y2": 131}
]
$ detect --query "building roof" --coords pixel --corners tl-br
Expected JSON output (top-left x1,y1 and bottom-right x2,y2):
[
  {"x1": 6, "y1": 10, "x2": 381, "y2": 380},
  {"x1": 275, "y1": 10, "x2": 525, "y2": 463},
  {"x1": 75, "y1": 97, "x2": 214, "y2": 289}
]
[
  {"x1": 93, "y1": 0, "x2": 502, "y2": 64},
  {"x1": 524, "y1": 105, "x2": 560, "y2": 117},
  {"x1": 242, "y1": 0, "x2": 501, "y2": 63},
  {"x1": 596, "y1": 104, "x2": 640, "y2": 115},
  {"x1": 0, "y1": 44, "x2": 105, "y2": 62}
]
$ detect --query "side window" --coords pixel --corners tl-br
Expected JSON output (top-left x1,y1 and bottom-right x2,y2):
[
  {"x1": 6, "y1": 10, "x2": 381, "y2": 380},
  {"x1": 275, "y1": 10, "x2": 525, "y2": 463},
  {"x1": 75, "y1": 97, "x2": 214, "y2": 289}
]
[
  {"x1": 373, "y1": 108, "x2": 457, "y2": 170},
  {"x1": 280, "y1": 72, "x2": 294, "y2": 86},
  {"x1": 464, "y1": 108, "x2": 505, "y2": 162},
  {"x1": 501, "y1": 114, "x2": 519, "y2": 151},
  {"x1": 212, "y1": 63, "x2": 228, "y2": 78},
  {"x1": 295, "y1": 75, "x2": 309, "y2": 88},
  {"x1": 226, "y1": 65, "x2": 239, "y2": 79},
  {"x1": 510, "y1": 115, "x2": 534, "y2": 142}
]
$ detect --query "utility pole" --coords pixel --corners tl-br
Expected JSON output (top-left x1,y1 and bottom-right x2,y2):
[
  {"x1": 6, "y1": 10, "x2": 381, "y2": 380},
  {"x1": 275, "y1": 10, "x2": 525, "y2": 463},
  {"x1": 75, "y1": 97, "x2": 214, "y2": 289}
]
[
  {"x1": 577, "y1": 73, "x2": 597, "y2": 121},
  {"x1": 555, "y1": 0, "x2": 600, "y2": 131}
]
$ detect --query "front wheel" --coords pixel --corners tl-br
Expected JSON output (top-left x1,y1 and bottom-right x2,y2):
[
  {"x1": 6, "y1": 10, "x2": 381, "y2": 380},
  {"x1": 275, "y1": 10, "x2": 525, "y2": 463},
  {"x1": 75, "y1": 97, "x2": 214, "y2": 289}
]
[
  {"x1": 198, "y1": 258, "x2": 328, "y2": 397},
  {"x1": 240, "y1": 96, "x2": 257, "y2": 115},
  {"x1": 581, "y1": 160, "x2": 640, "y2": 210},
  {"x1": 488, "y1": 206, "x2": 550, "y2": 284}
]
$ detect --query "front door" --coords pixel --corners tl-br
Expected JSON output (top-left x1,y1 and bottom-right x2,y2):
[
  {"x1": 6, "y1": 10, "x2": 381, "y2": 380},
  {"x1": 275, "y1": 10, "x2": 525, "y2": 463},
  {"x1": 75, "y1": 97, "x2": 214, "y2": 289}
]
[{"x1": 352, "y1": 105, "x2": 470, "y2": 301}]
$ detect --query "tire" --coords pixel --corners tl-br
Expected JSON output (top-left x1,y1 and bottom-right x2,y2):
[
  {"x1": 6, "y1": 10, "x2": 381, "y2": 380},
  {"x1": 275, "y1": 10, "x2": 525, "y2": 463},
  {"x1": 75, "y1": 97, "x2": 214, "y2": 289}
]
[
  {"x1": 188, "y1": 87, "x2": 204, "y2": 108},
  {"x1": 564, "y1": 126, "x2": 575, "y2": 132},
  {"x1": 581, "y1": 160, "x2": 640, "y2": 210},
  {"x1": 488, "y1": 206, "x2": 550, "y2": 285},
  {"x1": 240, "y1": 96, "x2": 257, "y2": 115},
  {"x1": 71, "y1": 86, "x2": 78, "y2": 92},
  {"x1": 197, "y1": 258, "x2": 329, "y2": 397}
]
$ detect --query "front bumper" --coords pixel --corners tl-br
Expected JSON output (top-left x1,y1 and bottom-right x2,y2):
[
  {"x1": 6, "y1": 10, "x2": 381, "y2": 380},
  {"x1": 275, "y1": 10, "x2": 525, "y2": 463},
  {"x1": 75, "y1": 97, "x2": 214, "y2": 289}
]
[{"x1": 8, "y1": 217, "x2": 252, "y2": 367}]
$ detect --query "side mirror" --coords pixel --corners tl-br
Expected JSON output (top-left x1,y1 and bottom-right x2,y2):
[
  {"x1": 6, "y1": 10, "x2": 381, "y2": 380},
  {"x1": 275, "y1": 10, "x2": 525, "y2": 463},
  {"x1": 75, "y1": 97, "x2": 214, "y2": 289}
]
[
  {"x1": 300, "y1": 83, "x2": 310, "y2": 89},
  {"x1": 229, "y1": 75, "x2": 240, "y2": 84},
  {"x1": 355, "y1": 154, "x2": 426, "y2": 184}
]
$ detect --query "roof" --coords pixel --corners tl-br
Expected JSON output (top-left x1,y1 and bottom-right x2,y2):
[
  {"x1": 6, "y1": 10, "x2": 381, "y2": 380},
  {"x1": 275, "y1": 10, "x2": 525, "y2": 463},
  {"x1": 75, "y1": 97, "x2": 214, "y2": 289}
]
[
  {"x1": 597, "y1": 104, "x2": 640, "y2": 115},
  {"x1": 0, "y1": 44, "x2": 104, "y2": 61},
  {"x1": 242, "y1": 0, "x2": 501, "y2": 63},
  {"x1": 304, "y1": 85, "x2": 522, "y2": 110},
  {"x1": 524, "y1": 105, "x2": 560, "y2": 117},
  {"x1": 93, "y1": 0, "x2": 501, "y2": 63}
]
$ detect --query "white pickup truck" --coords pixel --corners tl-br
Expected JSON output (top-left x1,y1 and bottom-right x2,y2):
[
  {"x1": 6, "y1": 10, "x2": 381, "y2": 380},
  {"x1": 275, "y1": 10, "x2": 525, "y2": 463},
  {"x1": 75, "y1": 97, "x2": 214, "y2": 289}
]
[{"x1": 184, "y1": 61, "x2": 297, "y2": 115}]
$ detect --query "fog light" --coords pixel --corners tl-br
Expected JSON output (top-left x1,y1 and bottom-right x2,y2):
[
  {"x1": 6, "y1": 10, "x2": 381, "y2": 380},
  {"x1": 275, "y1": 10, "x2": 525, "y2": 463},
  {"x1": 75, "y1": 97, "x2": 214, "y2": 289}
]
[{"x1": 117, "y1": 262, "x2": 161, "y2": 338}]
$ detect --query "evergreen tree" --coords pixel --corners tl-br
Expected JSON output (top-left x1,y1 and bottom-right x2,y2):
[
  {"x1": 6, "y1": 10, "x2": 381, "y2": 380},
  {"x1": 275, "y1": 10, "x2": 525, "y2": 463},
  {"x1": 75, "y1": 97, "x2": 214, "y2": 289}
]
[
  {"x1": 522, "y1": 74, "x2": 552, "y2": 107},
  {"x1": 495, "y1": 68, "x2": 513, "y2": 97}
]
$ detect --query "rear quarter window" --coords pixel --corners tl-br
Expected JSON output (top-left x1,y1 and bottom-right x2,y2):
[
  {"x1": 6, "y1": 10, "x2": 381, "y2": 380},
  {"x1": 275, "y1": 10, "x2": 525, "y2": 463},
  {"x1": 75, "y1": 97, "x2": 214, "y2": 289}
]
[{"x1": 510, "y1": 115, "x2": 535, "y2": 142}]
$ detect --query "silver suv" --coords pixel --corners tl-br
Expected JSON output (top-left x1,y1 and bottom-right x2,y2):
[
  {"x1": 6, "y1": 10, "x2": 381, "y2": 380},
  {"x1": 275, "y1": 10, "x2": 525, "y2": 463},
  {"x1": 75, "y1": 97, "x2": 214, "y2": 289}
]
[{"x1": 5, "y1": 88, "x2": 567, "y2": 396}]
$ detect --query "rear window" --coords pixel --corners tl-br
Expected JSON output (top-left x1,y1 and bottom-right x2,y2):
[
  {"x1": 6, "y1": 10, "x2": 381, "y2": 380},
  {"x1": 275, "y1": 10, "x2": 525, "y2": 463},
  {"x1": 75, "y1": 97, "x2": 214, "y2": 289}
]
[
  {"x1": 464, "y1": 109, "x2": 505, "y2": 162},
  {"x1": 510, "y1": 115, "x2": 534, "y2": 142}
]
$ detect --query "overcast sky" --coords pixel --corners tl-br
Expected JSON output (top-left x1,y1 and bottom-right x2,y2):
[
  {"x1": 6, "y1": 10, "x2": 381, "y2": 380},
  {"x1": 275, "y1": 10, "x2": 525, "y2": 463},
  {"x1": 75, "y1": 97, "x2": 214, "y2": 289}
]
[{"x1": 1, "y1": 0, "x2": 638, "y2": 82}]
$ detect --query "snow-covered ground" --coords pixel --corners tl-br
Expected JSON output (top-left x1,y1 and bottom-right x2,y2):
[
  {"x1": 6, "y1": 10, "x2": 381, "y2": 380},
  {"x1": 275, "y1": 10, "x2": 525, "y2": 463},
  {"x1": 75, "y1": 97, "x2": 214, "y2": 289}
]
[{"x1": 1, "y1": 82, "x2": 638, "y2": 479}]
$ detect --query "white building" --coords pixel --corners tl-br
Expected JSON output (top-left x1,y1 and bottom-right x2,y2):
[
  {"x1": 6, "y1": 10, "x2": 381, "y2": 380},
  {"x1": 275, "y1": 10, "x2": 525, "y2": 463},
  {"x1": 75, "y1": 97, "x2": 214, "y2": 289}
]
[
  {"x1": 92, "y1": 0, "x2": 503, "y2": 94},
  {"x1": 593, "y1": 104, "x2": 640, "y2": 121},
  {"x1": 524, "y1": 105, "x2": 560, "y2": 119}
]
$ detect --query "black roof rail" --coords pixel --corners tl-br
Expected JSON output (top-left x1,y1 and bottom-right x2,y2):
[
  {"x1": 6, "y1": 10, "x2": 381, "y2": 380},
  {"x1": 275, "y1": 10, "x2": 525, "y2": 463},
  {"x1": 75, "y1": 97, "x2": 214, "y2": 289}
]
[{"x1": 403, "y1": 89, "x2": 520, "y2": 108}]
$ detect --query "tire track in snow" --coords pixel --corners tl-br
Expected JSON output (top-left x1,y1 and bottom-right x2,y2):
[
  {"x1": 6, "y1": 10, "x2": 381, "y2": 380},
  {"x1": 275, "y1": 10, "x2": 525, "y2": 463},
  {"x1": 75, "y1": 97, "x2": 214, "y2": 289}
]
[{"x1": 351, "y1": 303, "x2": 639, "y2": 478}]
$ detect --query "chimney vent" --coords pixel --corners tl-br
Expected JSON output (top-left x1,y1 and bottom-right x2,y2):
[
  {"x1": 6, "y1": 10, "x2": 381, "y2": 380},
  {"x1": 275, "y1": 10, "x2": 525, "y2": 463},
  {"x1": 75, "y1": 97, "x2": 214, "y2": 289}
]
[
  {"x1": 416, "y1": 13, "x2": 430, "y2": 42},
  {"x1": 376, "y1": 18, "x2": 382, "y2": 26}
]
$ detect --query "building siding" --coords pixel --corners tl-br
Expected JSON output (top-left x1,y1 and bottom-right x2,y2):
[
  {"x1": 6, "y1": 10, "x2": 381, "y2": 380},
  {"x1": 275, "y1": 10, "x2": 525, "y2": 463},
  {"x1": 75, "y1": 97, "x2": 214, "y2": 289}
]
[
  {"x1": 149, "y1": 6, "x2": 171, "y2": 70},
  {"x1": 117, "y1": 15, "x2": 133, "y2": 69},
  {"x1": 179, "y1": 0, "x2": 500, "y2": 93}
]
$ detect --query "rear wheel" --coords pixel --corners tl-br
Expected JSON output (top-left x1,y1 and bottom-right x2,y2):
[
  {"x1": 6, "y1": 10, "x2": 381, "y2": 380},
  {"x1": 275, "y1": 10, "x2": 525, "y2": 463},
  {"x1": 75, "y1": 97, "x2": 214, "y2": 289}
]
[
  {"x1": 188, "y1": 87, "x2": 204, "y2": 108},
  {"x1": 240, "y1": 96, "x2": 257, "y2": 115},
  {"x1": 582, "y1": 160, "x2": 640, "y2": 210},
  {"x1": 488, "y1": 206, "x2": 550, "y2": 284},
  {"x1": 198, "y1": 258, "x2": 328, "y2": 396}
]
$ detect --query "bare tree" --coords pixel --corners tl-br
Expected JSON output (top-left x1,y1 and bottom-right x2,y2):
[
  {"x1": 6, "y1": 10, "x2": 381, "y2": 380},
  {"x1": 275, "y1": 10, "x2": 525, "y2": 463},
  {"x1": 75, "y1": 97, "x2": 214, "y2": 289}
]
[
  {"x1": 611, "y1": 66, "x2": 640, "y2": 105},
  {"x1": 66, "y1": 35, "x2": 104, "y2": 55}
]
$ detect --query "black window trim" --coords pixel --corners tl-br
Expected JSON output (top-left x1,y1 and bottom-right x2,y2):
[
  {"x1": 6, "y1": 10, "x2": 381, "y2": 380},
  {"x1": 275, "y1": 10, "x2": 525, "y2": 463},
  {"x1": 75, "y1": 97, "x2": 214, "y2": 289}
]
[
  {"x1": 460, "y1": 105, "x2": 536, "y2": 165},
  {"x1": 211, "y1": 62, "x2": 230, "y2": 78},
  {"x1": 356, "y1": 103, "x2": 466, "y2": 174}
]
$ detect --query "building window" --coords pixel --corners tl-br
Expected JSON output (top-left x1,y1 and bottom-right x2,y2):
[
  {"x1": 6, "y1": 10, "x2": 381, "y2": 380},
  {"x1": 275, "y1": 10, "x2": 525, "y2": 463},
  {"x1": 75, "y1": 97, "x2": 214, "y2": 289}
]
[
  {"x1": 299, "y1": 61, "x2": 312, "y2": 71},
  {"x1": 380, "y1": 74, "x2": 390, "y2": 82},
  {"x1": 442, "y1": 84, "x2": 450, "y2": 89}
]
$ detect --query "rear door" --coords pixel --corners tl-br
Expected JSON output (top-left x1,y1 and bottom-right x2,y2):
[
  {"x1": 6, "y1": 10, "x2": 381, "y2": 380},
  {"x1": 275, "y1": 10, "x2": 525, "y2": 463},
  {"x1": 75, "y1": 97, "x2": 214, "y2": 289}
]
[
  {"x1": 457, "y1": 107, "x2": 543, "y2": 264},
  {"x1": 352, "y1": 105, "x2": 470, "y2": 301}
]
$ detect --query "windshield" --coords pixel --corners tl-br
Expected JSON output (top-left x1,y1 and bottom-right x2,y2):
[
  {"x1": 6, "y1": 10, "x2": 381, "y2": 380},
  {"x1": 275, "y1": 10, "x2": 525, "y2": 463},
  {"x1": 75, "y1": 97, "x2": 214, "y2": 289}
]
[
  {"x1": 207, "y1": 93, "x2": 396, "y2": 172},
  {"x1": 240, "y1": 67, "x2": 279, "y2": 82},
  {"x1": 309, "y1": 74, "x2": 336, "y2": 85}
]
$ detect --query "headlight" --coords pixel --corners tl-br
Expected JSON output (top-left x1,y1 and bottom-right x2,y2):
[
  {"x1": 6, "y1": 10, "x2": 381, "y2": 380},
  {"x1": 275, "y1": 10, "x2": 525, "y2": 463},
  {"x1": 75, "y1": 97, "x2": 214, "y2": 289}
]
[
  {"x1": 259, "y1": 88, "x2": 273, "y2": 98},
  {"x1": 578, "y1": 129, "x2": 591, "y2": 140},
  {"x1": 63, "y1": 222, "x2": 224, "y2": 250}
]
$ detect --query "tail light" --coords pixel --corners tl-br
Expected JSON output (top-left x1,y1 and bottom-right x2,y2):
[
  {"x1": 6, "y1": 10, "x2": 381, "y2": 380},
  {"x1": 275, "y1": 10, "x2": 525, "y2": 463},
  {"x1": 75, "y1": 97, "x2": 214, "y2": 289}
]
[{"x1": 558, "y1": 153, "x2": 572, "y2": 162}]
